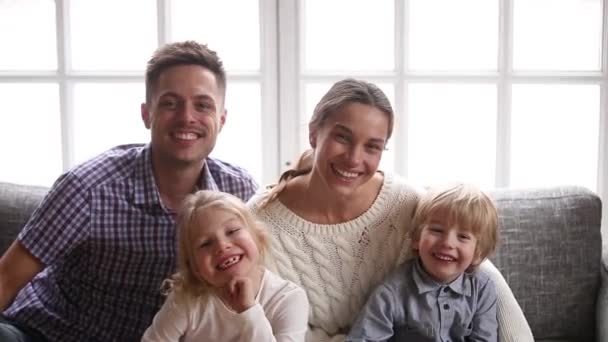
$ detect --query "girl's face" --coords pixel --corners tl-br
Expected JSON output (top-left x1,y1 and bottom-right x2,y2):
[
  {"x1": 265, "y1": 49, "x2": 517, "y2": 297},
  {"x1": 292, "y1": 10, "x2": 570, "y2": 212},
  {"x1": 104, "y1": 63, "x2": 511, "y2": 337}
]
[
  {"x1": 310, "y1": 102, "x2": 389, "y2": 197},
  {"x1": 189, "y1": 207, "x2": 260, "y2": 288}
]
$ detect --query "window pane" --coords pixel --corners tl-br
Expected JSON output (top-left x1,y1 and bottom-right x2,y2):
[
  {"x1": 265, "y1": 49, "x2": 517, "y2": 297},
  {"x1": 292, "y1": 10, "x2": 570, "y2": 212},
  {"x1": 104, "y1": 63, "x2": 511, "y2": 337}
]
[
  {"x1": 0, "y1": 83, "x2": 61, "y2": 186},
  {"x1": 511, "y1": 84, "x2": 599, "y2": 190},
  {"x1": 0, "y1": 0, "x2": 56, "y2": 70},
  {"x1": 70, "y1": 0, "x2": 157, "y2": 71},
  {"x1": 513, "y1": 0, "x2": 602, "y2": 71},
  {"x1": 303, "y1": 82, "x2": 395, "y2": 173},
  {"x1": 408, "y1": 84, "x2": 497, "y2": 188},
  {"x1": 303, "y1": 0, "x2": 394, "y2": 71},
  {"x1": 171, "y1": 0, "x2": 260, "y2": 72},
  {"x1": 210, "y1": 82, "x2": 263, "y2": 184},
  {"x1": 72, "y1": 83, "x2": 148, "y2": 164},
  {"x1": 409, "y1": 0, "x2": 498, "y2": 71}
]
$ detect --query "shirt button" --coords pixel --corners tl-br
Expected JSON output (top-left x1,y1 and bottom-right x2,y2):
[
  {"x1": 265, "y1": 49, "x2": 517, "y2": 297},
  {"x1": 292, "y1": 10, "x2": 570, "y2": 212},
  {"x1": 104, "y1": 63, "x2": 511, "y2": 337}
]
[
  {"x1": 443, "y1": 304, "x2": 450, "y2": 310},
  {"x1": 443, "y1": 287, "x2": 450, "y2": 293}
]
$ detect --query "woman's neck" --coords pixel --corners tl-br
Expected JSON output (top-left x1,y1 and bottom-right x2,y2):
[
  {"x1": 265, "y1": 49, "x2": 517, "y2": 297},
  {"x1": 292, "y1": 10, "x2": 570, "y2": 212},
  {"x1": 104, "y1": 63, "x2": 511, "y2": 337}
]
[{"x1": 279, "y1": 171, "x2": 384, "y2": 224}]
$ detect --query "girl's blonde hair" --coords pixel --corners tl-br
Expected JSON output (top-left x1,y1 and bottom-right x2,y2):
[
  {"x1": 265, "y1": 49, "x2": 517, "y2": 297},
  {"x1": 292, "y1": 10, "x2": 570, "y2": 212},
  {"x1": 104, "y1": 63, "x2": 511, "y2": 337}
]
[
  {"x1": 167, "y1": 190, "x2": 268, "y2": 299},
  {"x1": 260, "y1": 78, "x2": 394, "y2": 207},
  {"x1": 408, "y1": 183, "x2": 499, "y2": 271}
]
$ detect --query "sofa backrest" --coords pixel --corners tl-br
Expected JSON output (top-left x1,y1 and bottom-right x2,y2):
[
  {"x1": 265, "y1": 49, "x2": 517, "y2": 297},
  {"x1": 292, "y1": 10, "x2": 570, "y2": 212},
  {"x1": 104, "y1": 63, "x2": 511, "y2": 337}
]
[
  {"x1": 0, "y1": 182, "x2": 49, "y2": 255},
  {"x1": 490, "y1": 186, "x2": 602, "y2": 341}
]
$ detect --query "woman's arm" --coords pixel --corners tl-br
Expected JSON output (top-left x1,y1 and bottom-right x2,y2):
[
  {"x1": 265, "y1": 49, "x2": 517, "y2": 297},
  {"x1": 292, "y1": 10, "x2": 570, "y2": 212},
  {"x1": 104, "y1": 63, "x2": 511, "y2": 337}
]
[{"x1": 479, "y1": 260, "x2": 534, "y2": 342}]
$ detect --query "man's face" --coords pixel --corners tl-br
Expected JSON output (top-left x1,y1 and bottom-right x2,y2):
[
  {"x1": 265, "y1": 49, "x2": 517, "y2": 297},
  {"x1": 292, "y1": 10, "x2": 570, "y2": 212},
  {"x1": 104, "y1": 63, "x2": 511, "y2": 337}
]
[{"x1": 141, "y1": 64, "x2": 226, "y2": 168}]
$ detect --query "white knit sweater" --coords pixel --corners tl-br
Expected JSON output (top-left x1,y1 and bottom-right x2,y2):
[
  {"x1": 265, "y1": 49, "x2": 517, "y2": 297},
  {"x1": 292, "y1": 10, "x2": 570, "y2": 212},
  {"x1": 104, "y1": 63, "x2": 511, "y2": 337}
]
[{"x1": 248, "y1": 173, "x2": 534, "y2": 342}]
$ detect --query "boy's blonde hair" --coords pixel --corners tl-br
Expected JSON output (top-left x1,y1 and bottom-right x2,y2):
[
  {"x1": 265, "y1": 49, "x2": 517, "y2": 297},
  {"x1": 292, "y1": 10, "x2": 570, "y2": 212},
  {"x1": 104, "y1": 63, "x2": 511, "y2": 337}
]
[
  {"x1": 408, "y1": 183, "x2": 499, "y2": 270},
  {"x1": 168, "y1": 190, "x2": 268, "y2": 299}
]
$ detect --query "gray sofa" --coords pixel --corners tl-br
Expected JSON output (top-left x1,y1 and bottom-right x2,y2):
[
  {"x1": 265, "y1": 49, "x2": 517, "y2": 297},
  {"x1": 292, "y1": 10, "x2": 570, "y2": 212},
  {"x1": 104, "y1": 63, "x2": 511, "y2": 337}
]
[{"x1": 0, "y1": 182, "x2": 605, "y2": 341}]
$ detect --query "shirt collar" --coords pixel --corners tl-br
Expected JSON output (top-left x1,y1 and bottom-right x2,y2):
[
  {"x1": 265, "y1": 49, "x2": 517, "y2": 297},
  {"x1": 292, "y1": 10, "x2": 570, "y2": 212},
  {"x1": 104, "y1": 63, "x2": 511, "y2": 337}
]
[
  {"x1": 200, "y1": 159, "x2": 219, "y2": 191},
  {"x1": 412, "y1": 258, "x2": 472, "y2": 297},
  {"x1": 132, "y1": 144, "x2": 162, "y2": 207},
  {"x1": 132, "y1": 144, "x2": 210, "y2": 208}
]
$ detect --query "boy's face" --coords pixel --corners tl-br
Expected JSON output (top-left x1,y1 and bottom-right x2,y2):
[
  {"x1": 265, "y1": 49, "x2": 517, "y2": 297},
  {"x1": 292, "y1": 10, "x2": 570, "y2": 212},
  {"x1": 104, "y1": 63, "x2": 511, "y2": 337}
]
[{"x1": 413, "y1": 214, "x2": 480, "y2": 283}]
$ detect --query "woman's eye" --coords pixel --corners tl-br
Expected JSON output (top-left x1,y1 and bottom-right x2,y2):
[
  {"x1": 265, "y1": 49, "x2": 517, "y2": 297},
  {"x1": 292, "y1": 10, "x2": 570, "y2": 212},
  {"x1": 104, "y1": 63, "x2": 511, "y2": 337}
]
[
  {"x1": 335, "y1": 133, "x2": 349, "y2": 143},
  {"x1": 365, "y1": 144, "x2": 383, "y2": 153}
]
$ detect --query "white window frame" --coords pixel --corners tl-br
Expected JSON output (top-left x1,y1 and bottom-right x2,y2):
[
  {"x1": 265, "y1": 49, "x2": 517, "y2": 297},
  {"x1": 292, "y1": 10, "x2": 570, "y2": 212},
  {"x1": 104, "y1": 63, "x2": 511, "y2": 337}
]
[{"x1": 276, "y1": 0, "x2": 608, "y2": 231}]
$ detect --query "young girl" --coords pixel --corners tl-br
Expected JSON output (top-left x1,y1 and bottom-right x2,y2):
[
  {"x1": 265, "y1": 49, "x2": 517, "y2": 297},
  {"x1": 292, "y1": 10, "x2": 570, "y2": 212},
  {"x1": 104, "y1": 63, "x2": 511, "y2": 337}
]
[{"x1": 141, "y1": 190, "x2": 309, "y2": 342}]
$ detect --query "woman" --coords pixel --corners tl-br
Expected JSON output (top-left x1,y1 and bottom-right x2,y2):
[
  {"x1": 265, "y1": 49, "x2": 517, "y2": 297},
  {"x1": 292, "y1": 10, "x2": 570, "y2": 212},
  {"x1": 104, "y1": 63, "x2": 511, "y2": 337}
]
[{"x1": 248, "y1": 78, "x2": 533, "y2": 341}]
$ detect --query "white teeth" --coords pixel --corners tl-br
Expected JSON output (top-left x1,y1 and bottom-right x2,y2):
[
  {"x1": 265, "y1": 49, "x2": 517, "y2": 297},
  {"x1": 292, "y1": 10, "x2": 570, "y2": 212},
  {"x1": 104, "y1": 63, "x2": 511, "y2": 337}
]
[
  {"x1": 334, "y1": 167, "x2": 358, "y2": 178},
  {"x1": 174, "y1": 132, "x2": 197, "y2": 140},
  {"x1": 218, "y1": 256, "x2": 241, "y2": 270},
  {"x1": 434, "y1": 254, "x2": 455, "y2": 261}
]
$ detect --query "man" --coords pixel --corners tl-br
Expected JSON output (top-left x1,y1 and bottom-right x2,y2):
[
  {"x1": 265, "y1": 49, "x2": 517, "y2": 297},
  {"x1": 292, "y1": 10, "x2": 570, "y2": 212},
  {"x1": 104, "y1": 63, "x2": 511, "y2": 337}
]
[{"x1": 0, "y1": 41, "x2": 257, "y2": 341}]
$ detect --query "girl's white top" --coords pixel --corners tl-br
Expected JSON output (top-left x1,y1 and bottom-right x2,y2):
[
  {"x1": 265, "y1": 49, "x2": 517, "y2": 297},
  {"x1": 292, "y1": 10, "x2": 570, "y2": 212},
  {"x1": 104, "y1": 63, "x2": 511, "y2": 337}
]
[{"x1": 141, "y1": 269, "x2": 309, "y2": 342}]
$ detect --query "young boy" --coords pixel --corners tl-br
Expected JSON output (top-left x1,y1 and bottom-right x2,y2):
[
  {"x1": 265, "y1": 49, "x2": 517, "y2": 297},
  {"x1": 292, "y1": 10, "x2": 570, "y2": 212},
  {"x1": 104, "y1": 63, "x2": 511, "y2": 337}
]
[{"x1": 347, "y1": 183, "x2": 499, "y2": 342}]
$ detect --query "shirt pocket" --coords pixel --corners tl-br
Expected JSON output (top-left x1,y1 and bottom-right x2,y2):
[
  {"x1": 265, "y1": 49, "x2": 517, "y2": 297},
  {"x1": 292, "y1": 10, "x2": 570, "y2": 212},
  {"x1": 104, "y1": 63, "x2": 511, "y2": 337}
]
[
  {"x1": 395, "y1": 320, "x2": 435, "y2": 339},
  {"x1": 451, "y1": 321, "x2": 474, "y2": 337}
]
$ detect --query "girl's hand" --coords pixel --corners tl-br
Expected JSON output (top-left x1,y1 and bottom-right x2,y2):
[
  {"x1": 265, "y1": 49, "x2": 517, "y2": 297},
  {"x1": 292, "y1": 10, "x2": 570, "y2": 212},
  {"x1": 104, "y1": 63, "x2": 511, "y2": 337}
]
[{"x1": 223, "y1": 276, "x2": 256, "y2": 313}]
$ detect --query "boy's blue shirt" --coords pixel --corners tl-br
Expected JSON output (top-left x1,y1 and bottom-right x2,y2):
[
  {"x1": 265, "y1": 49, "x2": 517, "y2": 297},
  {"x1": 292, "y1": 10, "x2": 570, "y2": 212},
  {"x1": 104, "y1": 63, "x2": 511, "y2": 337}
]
[{"x1": 347, "y1": 258, "x2": 498, "y2": 342}]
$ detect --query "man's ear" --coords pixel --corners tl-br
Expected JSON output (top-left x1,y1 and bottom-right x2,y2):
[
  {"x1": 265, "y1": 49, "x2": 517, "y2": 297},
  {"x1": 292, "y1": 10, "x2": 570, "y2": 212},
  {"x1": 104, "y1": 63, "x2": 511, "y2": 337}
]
[
  {"x1": 141, "y1": 103, "x2": 151, "y2": 129},
  {"x1": 219, "y1": 108, "x2": 227, "y2": 132}
]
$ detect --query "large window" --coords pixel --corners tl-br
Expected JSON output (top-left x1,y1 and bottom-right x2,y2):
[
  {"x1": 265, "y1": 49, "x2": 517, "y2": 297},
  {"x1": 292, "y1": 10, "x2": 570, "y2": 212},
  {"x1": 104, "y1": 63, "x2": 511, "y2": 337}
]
[{"x1": 1, "y1": 0, "x2": 606, "y2": 227}]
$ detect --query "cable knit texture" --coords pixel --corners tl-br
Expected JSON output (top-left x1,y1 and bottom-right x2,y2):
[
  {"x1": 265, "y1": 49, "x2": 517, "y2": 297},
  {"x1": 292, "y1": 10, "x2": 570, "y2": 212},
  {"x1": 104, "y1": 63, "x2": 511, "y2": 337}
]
[{"x1": 248, "y1": 173, "x2": 533, "y2": 342}]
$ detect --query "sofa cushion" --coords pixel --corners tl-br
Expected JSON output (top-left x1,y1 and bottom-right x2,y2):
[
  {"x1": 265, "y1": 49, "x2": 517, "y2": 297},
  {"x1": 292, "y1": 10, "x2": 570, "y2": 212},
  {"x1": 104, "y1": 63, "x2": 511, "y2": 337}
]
[
  {"x1": 0, "y1": 182, "x2": 49, "y2": 254},
  {"x1": 490, "y1": 186, "x2": 602, "y2": 341}
]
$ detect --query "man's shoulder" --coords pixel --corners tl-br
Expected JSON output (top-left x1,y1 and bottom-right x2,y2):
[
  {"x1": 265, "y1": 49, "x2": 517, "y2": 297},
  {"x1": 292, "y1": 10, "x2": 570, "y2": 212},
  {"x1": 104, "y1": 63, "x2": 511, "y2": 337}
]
[
  {"x1": 206, "y1": 157, "x2": 255, "y2": 181},
  {"x1": 67, "y1": 144, "x2": 146, "y2": 188}
]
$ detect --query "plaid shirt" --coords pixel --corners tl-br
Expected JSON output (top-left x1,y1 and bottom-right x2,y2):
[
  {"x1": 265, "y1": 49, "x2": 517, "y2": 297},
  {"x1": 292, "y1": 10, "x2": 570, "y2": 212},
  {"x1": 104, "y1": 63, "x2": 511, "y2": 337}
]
[{"x1": 5, "y1": 144, "x2": 257, "y2": 342}]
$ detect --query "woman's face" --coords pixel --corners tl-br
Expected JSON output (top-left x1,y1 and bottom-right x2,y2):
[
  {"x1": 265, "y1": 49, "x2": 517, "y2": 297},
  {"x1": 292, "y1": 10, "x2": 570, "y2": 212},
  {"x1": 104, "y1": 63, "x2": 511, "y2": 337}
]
[{"x1": 310, "y1": 102, "x2": 390, "y2": 197}]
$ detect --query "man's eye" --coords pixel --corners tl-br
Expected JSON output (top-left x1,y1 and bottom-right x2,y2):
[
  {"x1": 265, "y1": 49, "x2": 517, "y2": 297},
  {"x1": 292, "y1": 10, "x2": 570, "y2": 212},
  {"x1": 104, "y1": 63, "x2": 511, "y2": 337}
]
[
  {"x1": 196, "y1": 102, "x2": 212, "y2": 111},
  {"x1": 160, "y1": 100, "x2": 177, "y2": 109}
]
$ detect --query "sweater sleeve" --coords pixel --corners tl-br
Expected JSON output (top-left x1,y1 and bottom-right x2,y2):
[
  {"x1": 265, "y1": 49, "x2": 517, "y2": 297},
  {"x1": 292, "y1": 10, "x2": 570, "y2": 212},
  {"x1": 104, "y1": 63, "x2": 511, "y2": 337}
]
[
  {"x1": 239, "y1": 285, "x2": 309, "y2": 342},
  {"x1": 140, "y1": 293, "x2": 188, "y2": 342},
  {"x1": 479, "y1": 260, "x2": 534, "y2": 342}
]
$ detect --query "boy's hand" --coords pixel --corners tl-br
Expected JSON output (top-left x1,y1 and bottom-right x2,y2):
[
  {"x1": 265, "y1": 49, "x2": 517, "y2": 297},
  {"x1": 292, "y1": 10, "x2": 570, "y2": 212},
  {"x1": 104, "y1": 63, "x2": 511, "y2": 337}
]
[{"x1": 224, "y1": 276, "x2": 256, "y2": 313}]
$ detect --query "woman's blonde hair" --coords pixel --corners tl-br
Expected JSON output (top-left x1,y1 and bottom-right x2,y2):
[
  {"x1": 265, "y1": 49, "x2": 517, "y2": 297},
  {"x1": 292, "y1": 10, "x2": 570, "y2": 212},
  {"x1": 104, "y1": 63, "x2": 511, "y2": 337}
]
[
  {"x1": 260, "y1": 78, "x2": 394, "y2": 207},
  {"x1": 408, "y1": 183, "x2": 499, "y2": 271},
  {"x1": 166, "y1": 190, "x2": 268, "y2": 299}
]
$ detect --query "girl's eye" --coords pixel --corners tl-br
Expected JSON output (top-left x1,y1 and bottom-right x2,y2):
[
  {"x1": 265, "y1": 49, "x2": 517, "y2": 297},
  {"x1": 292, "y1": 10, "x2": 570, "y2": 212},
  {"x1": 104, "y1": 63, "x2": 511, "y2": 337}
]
[
  {"x1": 227, "y1": 227, "x2": 241, "y2": 235},
  {"x1": 199, "y1": 240, "x2": 211, "y2": 248},
  {"x1": 458, "y1": 234, "x2": 472, "y2": 240}
]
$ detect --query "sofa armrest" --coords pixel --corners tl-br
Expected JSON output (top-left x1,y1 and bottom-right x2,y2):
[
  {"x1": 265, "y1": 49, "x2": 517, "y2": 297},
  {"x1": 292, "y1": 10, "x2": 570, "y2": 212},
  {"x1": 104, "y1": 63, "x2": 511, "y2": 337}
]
[{"x1": 598, "y1": 251, "x2": 608, "y2": 341}]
